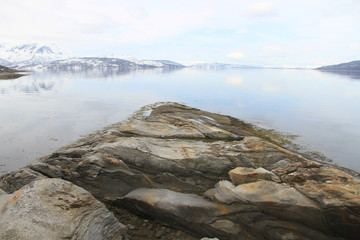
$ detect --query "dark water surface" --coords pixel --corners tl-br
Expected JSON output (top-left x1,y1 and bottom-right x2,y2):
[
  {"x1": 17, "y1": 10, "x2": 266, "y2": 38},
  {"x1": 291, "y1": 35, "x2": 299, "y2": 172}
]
[{"x1": 1, "y1": 68, "x2": 359, "y2": 173}]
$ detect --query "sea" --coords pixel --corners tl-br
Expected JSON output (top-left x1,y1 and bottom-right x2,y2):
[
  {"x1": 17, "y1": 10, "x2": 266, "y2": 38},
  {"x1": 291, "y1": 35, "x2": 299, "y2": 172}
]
[{"x1": 1, "y1": 67, "x2": 359, "y2": 173}]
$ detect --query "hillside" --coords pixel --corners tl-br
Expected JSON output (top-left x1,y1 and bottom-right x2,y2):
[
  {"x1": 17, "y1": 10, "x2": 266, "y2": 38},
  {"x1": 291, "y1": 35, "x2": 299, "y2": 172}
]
[{"x1": 317, "y1": 60, "x2": 360, "y2": 71}]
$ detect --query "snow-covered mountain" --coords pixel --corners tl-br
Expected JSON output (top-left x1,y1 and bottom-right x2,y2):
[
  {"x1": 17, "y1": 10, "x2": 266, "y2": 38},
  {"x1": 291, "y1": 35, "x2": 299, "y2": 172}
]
[
  {"x1": 0, "y1": 42, "x2": 66, "y2": 66},
  {"x1": 105, "y1": 54, "x2": 184, "y2": 68},
  {"x1": 0, "y1": 42, "x2": 184, "y2": 70},
  {"x1": 31, "y1": 57, "x2": 138, "y2": 71},
  {"x1": 23, "y1": 57, "x2": 185, "y2": 71}
]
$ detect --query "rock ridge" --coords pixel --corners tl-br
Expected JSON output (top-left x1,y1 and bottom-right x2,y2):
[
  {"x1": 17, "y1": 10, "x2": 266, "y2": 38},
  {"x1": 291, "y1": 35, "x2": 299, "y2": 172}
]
[{"x1": 1, "y1": 102, "x2": 359, "y2": 240}]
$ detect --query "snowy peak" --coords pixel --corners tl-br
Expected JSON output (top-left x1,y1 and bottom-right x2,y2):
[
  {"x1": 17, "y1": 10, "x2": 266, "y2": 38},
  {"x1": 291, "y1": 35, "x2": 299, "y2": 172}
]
[
  {"x1": 36, "y1": 46, "x2": 56, "y2": 54},
  {"x1": 0, "y1": 42, "x2": 65, "y2": 64},
  {"x1": 21, "y1": 57, "x2": 185, "y2": 71},
  {"x1": 0, "y1": 42, "x2": 184, "y2": 70}
]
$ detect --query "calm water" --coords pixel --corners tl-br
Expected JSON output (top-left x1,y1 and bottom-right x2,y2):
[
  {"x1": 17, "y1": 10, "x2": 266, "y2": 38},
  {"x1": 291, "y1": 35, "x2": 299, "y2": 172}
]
[{"x1": 1, "y1": 68, "x2": 360, "y2": 173}]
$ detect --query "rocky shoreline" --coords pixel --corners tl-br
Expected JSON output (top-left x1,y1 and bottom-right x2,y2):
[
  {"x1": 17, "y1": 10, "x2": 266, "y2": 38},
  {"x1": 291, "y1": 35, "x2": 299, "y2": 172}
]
[{"x1": 1, "y1": 102, "x2": 359, "y2": 240}]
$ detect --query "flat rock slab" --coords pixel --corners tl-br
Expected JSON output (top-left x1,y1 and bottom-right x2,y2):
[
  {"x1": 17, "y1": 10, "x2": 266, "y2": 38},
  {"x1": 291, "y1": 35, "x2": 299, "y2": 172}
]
[{"x1": 0, "y1": 178, "x2": 127, "y2": 240}]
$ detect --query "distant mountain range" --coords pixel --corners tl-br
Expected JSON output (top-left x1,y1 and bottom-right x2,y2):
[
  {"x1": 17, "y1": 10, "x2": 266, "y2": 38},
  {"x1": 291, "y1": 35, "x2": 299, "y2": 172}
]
[
  {"x1": 0, "y1": 42, "x2": 267, "y2": 71},
  {"x1": 317, "y1": 60, "x2": 360, "y2": 71},
  {"x1": 6, "y1": 42, "x2": 360, "y2": 74},
  {"x1": 188, "y1": 63, "x2": 260, "y2": 69},
  {"x1": 0, "y1": 42, "x2": 188, "y2": 70},
  {"x1": 25, "y1": 57, "x2": 187, "y2": 71}
]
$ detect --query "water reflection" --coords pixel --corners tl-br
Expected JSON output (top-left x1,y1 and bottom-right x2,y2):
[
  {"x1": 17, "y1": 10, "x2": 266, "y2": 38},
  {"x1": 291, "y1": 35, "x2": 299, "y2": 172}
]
[
  {"x1": 226, "y1": 76, "x2": 244, "y2": 85},
  {"x1": 0, "y1": 68, "x2": 360, "y2": 173},
  {"x1": 0, "y1": 76, "x2": 56, "y2": 94},
  {"x1": 317, "y1": 70, "x2": 360, "y2": 80},
  {"x1": 32, "y1": 67, "x2": 183, "y2": 78}
]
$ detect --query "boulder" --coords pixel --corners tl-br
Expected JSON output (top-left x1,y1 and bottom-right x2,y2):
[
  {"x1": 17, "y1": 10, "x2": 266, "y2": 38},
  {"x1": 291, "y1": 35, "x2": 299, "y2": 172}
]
[
  {"x1": 285, "y1": 166, "x2": 360, "y2": 239},
  {"x1": 205, "y1": 180, "x2": 329, "y2": 233},
  {"x1": 0, "y1": 178, "x2": 127, "y2": 240},
  {"x1": 118, "y1": 187, "x2": 331, "y2": 240},
  {"x1": 116, "y1": 188, "x2": 254, "y2": 240},
  {"x1": 0, "y1": 168, "x2": 45, "y2": 193},
  {"x1": 229, "y1": 167, "x2": 281, "y2": 185}
]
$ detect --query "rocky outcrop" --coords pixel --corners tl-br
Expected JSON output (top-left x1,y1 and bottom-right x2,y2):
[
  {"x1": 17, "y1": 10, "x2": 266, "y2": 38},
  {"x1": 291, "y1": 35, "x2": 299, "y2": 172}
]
[
  {"x1": 1, "y1": 102, "x2": 359, "y2": 240},
  {"x1": 0, "y1": 178, "x2": 127, "y2": 240}
]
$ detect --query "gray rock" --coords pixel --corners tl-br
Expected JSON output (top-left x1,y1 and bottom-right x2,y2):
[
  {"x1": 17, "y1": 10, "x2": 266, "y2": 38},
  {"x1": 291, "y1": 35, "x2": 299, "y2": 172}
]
[
  {"x1": 205, "y1": 180, "x2": 329, "y2": 233},
  {"x1": 229, "y1": 167, "x2": 281, "y2": 185},
  {"x1": 118, "y1": 187, "x2": 331, "y2": 240},
  {"x1": 116, "y1": 188, "x2": 247, "y2": 239},
  {"x1": 0, "y1": 168, "x2": 46, "y2": 193},
  {"x1": 0, "y1": 178, "x2": 127, "y2": 240}
]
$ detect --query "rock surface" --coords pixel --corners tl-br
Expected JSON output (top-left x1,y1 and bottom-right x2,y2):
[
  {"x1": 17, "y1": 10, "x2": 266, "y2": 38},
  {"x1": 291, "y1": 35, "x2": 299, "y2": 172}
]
[
  {"x1": 0, "y1": 178, "x2": 127, "y2": 240},
  {"x1": 229, "y1": 166, "x2": 281, "y2": 184},
  {"x1": 1, "y1": 102, "x2": 360, "y2": 240}
]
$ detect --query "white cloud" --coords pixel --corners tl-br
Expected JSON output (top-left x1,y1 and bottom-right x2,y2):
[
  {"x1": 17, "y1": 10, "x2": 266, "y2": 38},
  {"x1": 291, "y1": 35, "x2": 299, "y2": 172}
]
[
  {"x1": 1, "y1": 0, "x2": 360, "y2": 65},
  {"x1": 226, "y1": 52, "x2": 245, "y2": 59},
  {"x1": 261, "y1": 46, "x2": 283, "y2": 57},
  {"x1": 237, "y1": 29, "x2": 248, "y2": 34},
  {"x1": 244, "y1": 2, "x2": 275, "y2": 17},
  {"x1": 263, "y1": 46, "x2": 282, "y2": 53},
  {"x1": 0, "y1": 0, "x2": 215, "y2": 45},
  {"x1": 348, "y1": 43, "x2": 360, "y2": 50}
]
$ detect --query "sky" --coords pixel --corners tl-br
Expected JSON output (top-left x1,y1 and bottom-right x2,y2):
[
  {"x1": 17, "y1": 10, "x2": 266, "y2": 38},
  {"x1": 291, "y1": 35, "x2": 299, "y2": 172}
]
[{"x1": 1, "y1": 0, "x2": 360, "y2": 67}]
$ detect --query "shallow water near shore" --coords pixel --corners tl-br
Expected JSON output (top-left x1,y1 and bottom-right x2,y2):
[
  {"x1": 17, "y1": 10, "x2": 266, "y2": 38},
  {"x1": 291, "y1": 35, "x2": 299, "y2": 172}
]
[{"x1": 0, "y1": 68, "x2": 359, "y2": 173}]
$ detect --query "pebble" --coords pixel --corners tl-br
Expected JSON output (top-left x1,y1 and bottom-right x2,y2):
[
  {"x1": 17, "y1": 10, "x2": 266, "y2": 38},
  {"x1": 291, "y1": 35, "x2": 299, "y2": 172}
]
[
  {"x1": 155, "y1": 230, "x2": 164, "y2": 238},
  {"x1": 127, "y1": 224, "x2": 135, "y2": 230}
]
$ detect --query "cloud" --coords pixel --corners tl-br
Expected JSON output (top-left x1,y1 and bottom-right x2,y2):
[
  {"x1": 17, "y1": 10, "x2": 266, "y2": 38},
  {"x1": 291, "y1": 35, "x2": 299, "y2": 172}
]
[
  {"x1": 0, "y1": 0, "x2": 215, "y2": 46},
  {"x1": 261, "y1": 46, "x2": 283, "y2": 57},
  {"x1": 236, "y1": 29, "x2": 248, "y2": 34},
  {"x1": 226, "y1": 52, "x2": 245, "y2": 59},
  {"x1": 348, "y1": 43, "x2": 360, "y2": 50},
  {"x1": 227, "y1": 76, "x2": 244, "y2": 85},
  {"x1": 263, "y1": 46, "x2": 282, "y2": 52},
  {"x1": 1, "y1": 0, "x2": 359, "y2": 65},
  {"x1": 244, "y1": 2, "x2": 275, "y2": 17}
]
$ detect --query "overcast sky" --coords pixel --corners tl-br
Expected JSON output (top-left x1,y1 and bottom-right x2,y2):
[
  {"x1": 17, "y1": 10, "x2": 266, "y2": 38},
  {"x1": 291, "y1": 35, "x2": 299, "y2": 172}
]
[{"x1": 1, "y1": 0, "x2": 360, "y2": 67}]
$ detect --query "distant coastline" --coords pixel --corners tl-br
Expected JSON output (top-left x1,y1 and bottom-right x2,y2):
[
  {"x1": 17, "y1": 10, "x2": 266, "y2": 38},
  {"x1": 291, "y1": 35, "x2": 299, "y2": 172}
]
[
  {"x1": 0, "y1": 65, "x2": 26, "y2": 79},
  {"x1": 316, "y1": 60, "x2": 360, "y2": 72}
]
